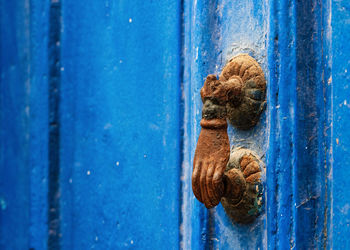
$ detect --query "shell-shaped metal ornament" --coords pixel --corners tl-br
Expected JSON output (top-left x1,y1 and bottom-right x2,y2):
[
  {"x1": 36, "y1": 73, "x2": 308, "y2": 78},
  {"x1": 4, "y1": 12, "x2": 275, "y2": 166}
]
[
  {"x1": 220, "y1": 54, "x2": 266, "y2": 130},
  {"x1": 221, "y1": 147, "x2": 265, "y2": 223}
]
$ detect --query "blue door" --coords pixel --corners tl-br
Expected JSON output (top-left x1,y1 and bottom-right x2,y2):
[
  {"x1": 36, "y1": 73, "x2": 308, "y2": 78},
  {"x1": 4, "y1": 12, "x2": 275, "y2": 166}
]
[{"x1": 1, "y1": 0, "x2": 350, "y2": 249}]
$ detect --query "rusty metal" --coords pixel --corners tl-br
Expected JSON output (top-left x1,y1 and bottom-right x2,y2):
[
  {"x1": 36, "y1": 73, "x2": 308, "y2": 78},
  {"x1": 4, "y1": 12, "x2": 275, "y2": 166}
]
[
  {"x1": 192, "y1": 54, "x2": 266, "y2": 222},
  {"x1": 221, "y1": 148, "x2": 264, "y2": 223}
]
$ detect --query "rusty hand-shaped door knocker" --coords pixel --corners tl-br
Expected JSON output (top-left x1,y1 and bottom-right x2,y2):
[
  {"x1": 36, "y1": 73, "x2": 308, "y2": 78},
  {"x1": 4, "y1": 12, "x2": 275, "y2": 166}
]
[{"x1": 192, "y1": 54, "x2": 266, "y2": 222}]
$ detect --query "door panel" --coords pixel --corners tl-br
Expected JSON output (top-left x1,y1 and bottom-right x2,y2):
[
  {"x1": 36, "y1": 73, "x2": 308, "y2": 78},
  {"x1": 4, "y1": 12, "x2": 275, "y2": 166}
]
[
  {"x1": 331, "y1": 1, "x2": 350, "y2": 248},
  {"x1": 1, "y1": 0, "x2": 350, "y2": 249},
  {"x1": 1, "y1": 0, "x2": 182, "y2": 249},
  {"x1": 58, "y1": 1, "x2": 182, "y2": 249},
  {"x1": 0, "y1": 1, "x2": 49, "y2": 249}
]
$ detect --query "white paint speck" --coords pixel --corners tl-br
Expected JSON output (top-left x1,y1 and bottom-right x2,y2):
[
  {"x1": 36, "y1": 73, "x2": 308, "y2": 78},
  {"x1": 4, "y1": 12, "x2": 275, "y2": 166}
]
[
  {"x1": 129, "y1": 18, "x2": 132, "y2": 23},
  {"x1": 87, "y1": 170, "x2": 91, "y2": 175},
  {"x1": 95, "y1": 236, "x2": 99, "y2": 241},
  {"x1": 104, "y1": 123, "x2": 112, "y2": 129},
  {"x1": 144, "y1": 154, "x2": 147, "y2": 158},
  {"x1": 69, "y1": 178, "x2": 73, "y2": 184},
  {"x1": 25, "y1": 106, "x2": 30, "y2": 116},
  {"x1": 60, "y1": 67, "x2": 64, "y2": 71},
  {"x1": 130, "y1": 240, "x2": 134, "y2": 244},
  {"x1": 328, "y1": 76, "x2": 332, "y2": 85},
  {"x1": 342, "y1": 203, "x2": 350, "y2": 214},
  {"x1": 0, "y1": 198, "x2": 7, "y2": 210},
  {"x1": 119, "y1": 60, "x2": 123, "y2": 64},
  {"x1": 116, "y1": 161, "x2": 119, "y2": 166}
]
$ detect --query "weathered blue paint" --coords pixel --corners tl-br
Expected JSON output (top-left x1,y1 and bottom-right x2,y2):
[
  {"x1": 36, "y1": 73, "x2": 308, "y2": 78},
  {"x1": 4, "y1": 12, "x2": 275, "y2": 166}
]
[
  {"x1": 0, "y1": 1, "x2": 31, "y2": 248},
  {"x1": 182, "y1": 0, "x2": 342, "y2": 249},
  {"x1": 330, "y1": 0, "x2": 350, "y2": 248},
  {"x1": 29, "y1": 1, "x2": 50, "y2": 248},
  {"x1": 1, "y1": 0, "x2": 183, "y2": 249},
  {"x1": 267, "y1": 0, "x2": 333, "y2": 248},
  {"x1": 294, "y1": 0, "x2": 331, "y2": 248},
  {"x1": 58, "y1": 1, "x2": 182, "y2": 249},
  {"x1": 181, "y1": 1, "x2": 221, "y2": 249},
  {"x1": 0, "y1": 0, "x2": 49, "y2": 249},
  {"x1": 182, "y1": 0, "x2": 268, "y2": 249},
  {"x1": 214, "y1": 1, "x2": 267, "y2": 249},
  {"x1": 1, "y1": 0, "x2": 350, "y2": 249}
]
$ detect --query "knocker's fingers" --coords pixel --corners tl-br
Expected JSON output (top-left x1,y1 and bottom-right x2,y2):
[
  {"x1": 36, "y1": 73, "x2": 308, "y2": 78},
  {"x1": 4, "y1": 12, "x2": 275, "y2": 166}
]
[
  {"x1": 212, "y1": 164, "x2": 225, "y2": 202},
  {"x1": 243, "y1": 160, "x2": 260, "y2": 178},
  {"x1": 192, "y1": 161, "x2": 203, "y2": 203},
  {"x1": 206, "y1": 163, "x2": 219, "y2": 207},
  {"x1": 199, "y1": 163, "x2": 213, "y2": 208},
  {"x1": 210, "y1": 164, "x2": 224, "y2": 206},
  {"x1": 201, "y1": 75, "x2": 218, "y2": 100}
]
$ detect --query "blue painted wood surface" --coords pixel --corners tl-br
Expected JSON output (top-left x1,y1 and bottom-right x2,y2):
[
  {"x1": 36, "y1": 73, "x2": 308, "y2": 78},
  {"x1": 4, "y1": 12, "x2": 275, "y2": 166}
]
[
  {"x1": 0, "y1": 0, "x2": 49, "y2": 249},
  {"x1": 1, "y1": 0, "x2": 182, "y2": 249},
  {"x1": 181, "y1": 0, "x2": 268, "y2": 249},
  {"x1": 267, "y1": 0, "x2": 330, "y2": 248},
  {"x1": 1, "y1": 0, "x2": 350, "y2": 249},
  {"x1": 330, "y1": 1, "x2": 350, "y2": 248},
  {"x1": 58, "y1": 1, "x2": 182, "y2": 249}
]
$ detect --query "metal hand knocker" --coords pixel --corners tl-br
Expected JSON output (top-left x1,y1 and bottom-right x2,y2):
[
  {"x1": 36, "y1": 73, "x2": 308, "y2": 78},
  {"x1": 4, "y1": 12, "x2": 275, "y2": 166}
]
[{"x1": 192, "y1": 54, "x2": 266, "y2": 223}]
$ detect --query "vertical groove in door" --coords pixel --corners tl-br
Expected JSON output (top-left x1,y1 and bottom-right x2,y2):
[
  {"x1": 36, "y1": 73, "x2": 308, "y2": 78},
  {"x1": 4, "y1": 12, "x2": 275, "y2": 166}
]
[
  {"x1": 47, "y1": 1, "x2": 61, "y2": 249},
  {"x1": 179, "y1": 0, "x2": 186, "y2": 248},
  {"x1": 267, "y1": 0, "x2": 298, "y2": 248},
  {"x1": 321, "y1": 0, "x2": 332, "y2": 247},
  {"x1": 178, "y1": 0, "x2": 188, "y2": 249},
  {"x1": 268, "y1": 0, "x2": 332, "y2": 248},
  {"x1": 295, "y1": 0, "x2": 331, "y2": 248},
  {"x1": 266, "y1": 1, "x2": 279, "y2": 248}
]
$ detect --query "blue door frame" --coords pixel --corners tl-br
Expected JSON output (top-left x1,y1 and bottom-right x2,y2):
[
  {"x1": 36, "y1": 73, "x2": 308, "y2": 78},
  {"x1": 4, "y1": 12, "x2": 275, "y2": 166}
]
[{"x1": 1, "y1": 0, "x2": 350, "y2": 249}]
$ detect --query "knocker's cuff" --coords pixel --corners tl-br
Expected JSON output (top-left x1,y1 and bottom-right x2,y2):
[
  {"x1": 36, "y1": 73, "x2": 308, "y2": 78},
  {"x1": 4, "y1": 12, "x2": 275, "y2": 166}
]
[{"x1": 200, "y1": 118, "x2": 227, "y2": 129}]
